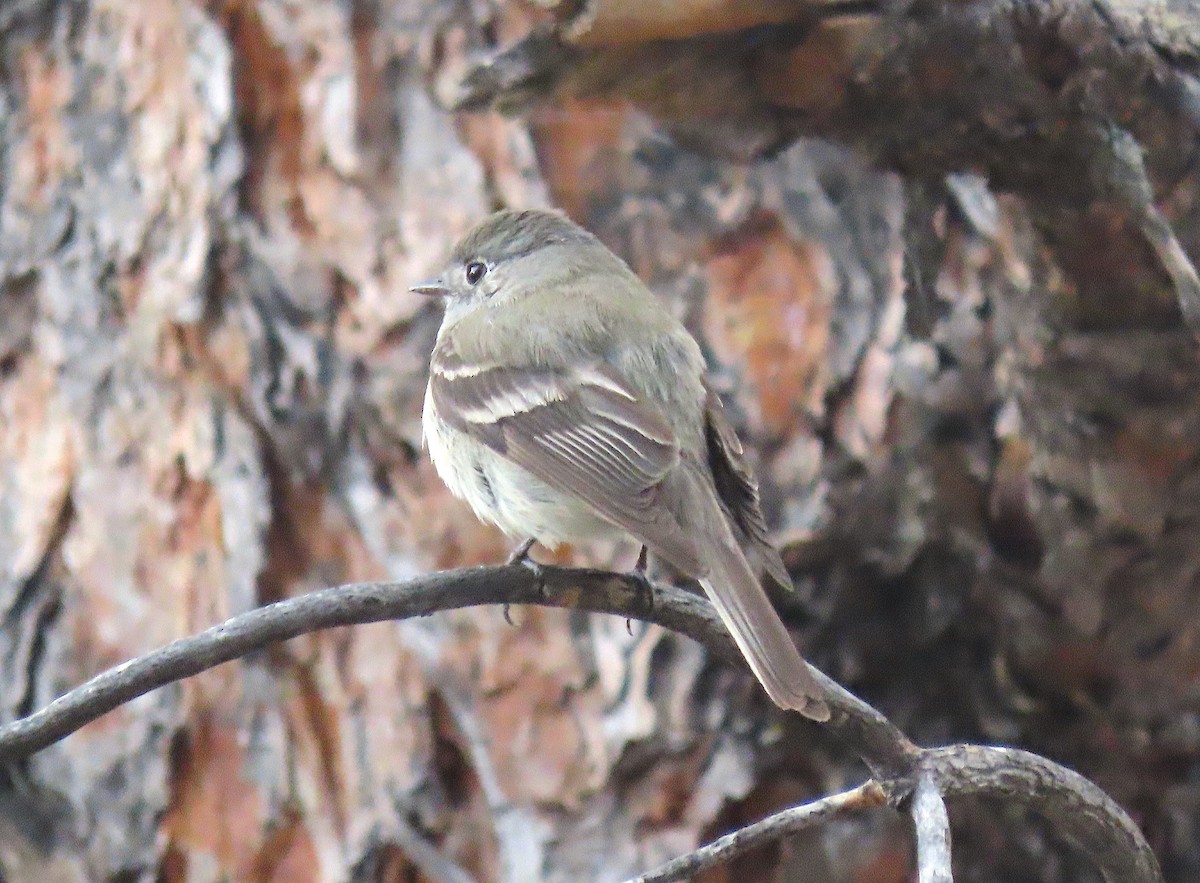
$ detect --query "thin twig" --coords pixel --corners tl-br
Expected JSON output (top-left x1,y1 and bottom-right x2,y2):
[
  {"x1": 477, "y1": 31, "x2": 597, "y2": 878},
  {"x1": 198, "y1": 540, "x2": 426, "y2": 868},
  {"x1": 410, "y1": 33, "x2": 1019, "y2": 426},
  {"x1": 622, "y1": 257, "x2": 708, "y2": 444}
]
[
  {"x1": 911, "y1": 770, "x2": 953, "y2": 883},
  {"x1": 626, "y1": 782, "x2": 887, "y2": 883}
]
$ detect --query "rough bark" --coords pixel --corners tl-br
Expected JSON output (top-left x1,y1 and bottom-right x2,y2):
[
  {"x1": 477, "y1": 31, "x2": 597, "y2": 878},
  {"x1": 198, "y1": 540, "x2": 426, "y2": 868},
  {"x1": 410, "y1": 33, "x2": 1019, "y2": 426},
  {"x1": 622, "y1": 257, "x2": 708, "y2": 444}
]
[{"x1": 0, "y1": 0, "x2": 1197, "y2": 880}]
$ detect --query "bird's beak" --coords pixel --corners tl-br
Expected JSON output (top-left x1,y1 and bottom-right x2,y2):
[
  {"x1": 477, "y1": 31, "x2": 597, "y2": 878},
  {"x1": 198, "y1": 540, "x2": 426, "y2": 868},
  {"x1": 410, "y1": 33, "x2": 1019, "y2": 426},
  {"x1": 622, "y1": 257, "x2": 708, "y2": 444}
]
[{"x1": 410, "y1": 278, "x2": 449, "y2": 297}]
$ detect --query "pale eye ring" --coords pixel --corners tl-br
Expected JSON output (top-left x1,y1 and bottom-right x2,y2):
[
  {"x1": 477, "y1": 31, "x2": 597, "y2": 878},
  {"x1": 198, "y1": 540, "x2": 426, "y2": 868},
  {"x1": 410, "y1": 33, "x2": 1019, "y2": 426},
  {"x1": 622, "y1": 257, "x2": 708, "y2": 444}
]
[{"x1": 465, "y1": 261, "x2": 487, "y2": 285}]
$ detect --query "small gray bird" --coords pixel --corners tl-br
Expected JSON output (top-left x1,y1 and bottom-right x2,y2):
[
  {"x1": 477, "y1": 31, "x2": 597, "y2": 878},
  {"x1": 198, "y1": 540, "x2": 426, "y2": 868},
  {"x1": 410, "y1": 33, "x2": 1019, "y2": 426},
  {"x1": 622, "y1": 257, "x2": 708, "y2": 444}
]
[{"x1": 413, "y1": 209, "x2": 829, "y2": 720}]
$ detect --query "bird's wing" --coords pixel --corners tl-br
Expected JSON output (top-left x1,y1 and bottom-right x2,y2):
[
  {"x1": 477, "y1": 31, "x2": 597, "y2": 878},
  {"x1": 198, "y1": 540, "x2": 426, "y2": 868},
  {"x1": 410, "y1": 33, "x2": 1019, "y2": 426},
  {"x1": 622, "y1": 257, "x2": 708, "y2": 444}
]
[
  {"x1": 429, "y1": 339, "x2": 706, "y2": 574},
  {"x1": 702, "y1": 381, "x2": 792, "y2": 590}
]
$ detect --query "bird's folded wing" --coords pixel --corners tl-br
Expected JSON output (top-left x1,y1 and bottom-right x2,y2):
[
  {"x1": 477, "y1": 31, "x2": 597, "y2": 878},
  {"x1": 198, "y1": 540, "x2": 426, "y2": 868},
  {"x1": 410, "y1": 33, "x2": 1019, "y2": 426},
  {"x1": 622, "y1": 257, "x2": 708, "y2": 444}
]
[
  {"x1": 430, "y1": 343, "x2": 706, "y2": 574},
  {"x1": 702, "y1": 381, "x2": 792, "y2": 591}
]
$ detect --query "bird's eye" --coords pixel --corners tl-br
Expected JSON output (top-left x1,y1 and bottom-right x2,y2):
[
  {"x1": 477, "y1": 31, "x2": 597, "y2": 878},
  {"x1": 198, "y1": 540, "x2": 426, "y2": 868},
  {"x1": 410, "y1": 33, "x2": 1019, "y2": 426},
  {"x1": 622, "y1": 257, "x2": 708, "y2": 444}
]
[{"x1": 465, "y1": 261, "x2": 487, "y2": 285}]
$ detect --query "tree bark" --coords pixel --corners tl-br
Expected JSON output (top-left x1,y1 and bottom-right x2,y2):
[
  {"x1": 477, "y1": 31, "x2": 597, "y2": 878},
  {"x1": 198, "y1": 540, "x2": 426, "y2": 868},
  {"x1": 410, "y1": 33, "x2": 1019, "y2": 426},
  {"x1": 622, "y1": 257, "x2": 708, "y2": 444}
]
[{"x1": 0, "y1": 0, "x2": 1197, "y2": 880}]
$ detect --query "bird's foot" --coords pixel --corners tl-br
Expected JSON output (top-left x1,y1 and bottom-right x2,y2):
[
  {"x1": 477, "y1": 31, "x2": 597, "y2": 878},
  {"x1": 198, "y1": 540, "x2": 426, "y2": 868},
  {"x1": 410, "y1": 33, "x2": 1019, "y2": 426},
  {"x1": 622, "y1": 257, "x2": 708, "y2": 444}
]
[
  {"x1": 625, "y1": 546, "x2": 654, "y2": 634},
  {"x1": 507, "y1": 536, "x2": 538, "y2": 566},
  {"x1": 507, "y1": 537, "x2": 548, "y2": 602}
]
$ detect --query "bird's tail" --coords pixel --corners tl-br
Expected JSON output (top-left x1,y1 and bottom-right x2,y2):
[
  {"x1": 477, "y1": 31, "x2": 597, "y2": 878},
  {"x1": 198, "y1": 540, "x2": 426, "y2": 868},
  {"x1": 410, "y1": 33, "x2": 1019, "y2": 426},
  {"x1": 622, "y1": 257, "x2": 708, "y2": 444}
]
[{"x1": 696, "y1": 499, "x2": 829, "y2": 721}]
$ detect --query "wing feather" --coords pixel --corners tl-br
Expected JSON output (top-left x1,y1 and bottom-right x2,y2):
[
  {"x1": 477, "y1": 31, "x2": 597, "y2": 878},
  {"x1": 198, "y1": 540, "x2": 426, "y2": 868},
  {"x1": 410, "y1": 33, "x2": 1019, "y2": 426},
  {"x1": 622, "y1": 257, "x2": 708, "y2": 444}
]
[
  {"x1": 703, "y1": 381, "x2": 792, "y2": 590},
  {"x1": 430, "y1": 339, "x2": 705, "y2": 573}
]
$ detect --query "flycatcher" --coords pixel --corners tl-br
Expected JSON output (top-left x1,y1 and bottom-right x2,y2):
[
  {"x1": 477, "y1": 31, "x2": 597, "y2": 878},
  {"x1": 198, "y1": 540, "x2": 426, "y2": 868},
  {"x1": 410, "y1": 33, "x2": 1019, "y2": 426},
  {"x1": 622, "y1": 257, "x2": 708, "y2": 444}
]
[{"x1": 413, "y1": 209, "x2": 829, "y2": 721}]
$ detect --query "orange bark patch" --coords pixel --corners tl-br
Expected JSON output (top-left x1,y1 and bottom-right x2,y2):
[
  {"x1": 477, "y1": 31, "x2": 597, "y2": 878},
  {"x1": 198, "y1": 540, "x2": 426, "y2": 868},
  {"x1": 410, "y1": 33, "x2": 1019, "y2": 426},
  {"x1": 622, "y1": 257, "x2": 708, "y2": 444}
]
[
  {"x1": 216, "y1": 0, "x2": 307, "y2": 215},
  {"x1": 526, "y1": 99, "x2": 632, "y2": 221},
  {"x1": 637, "y1": 751, "x2": 709, "y2": 829},
  {"x1": 704, "y1": 218, "x2": 833, "y2": 437},
  {"x1": 258, "y1": 474, "x2": 384, "y2": 603},
  {"x1": 247, "y1": 811, "x2": 322, "y2": 883},
  {"x1": 163, "y1": 713, "x2": 269, "y2": 877},
  {"x1": 0, "y1": 354, "x2": 75, "y2": 580},
  {"x1": 158, "y1": 472, "x2": 235, "y2": 635},
  {"x1": 848, "y1": 844, "x2": 911, "y2": 883},
  {"x1": 14, "y1": 46, "x2": 75, "y2": 208},
  {"x1": 451, "y1": 607, "x2": 607, "y2": 806},
  {"x1": 283, "y1": 658, "x2": 349, "y2": 839},
  {"x1": 753, "y1": 17, "x2": 877, "y2": 114}
]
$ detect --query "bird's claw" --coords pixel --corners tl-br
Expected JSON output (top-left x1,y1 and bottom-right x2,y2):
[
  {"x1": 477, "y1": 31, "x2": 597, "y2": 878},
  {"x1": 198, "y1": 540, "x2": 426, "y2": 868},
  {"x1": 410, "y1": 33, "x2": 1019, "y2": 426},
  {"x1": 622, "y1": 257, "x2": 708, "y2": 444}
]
[
  {"x1": 625, "y1": 546, "x2": 655, "y2": 634},
  {"x1": 508, "y1": 537, "x2": 548, "y2": 600},
  {"x1": 507, "y1": 537, "x2": 537, "y2": 566}
]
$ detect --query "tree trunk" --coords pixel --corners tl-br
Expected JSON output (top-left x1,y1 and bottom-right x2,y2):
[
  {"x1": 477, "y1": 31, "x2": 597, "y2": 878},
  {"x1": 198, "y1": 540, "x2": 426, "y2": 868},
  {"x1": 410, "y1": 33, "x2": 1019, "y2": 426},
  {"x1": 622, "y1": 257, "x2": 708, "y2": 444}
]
[{"x1": 0, "y1": 0, "x2": 1197, "y2": 880}]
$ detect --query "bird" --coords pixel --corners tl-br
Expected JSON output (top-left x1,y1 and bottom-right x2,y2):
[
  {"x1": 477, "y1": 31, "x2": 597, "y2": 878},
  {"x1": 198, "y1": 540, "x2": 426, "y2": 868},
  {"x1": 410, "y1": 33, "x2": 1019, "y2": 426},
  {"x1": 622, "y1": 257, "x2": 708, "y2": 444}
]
[{"x1": 411, "y1": 208, "x2": 829, "y2": 721}]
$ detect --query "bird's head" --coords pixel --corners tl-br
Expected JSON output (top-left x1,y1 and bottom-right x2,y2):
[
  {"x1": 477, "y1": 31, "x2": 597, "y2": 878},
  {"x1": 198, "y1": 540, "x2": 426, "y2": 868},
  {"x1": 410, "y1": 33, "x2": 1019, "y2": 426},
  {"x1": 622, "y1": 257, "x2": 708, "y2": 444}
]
[{"x1": 410, "y1": 209, "x2": 608, "y2": 314}]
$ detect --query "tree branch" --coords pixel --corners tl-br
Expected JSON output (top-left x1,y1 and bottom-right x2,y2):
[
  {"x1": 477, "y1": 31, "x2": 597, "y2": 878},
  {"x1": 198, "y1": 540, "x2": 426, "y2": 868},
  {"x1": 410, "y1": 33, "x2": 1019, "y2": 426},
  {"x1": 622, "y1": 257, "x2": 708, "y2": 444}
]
[
  {"x1": 627, "y1": 782, "x2": 887, "y2": 883},
  {"x1": 611, "y1": 743, "x2": 1161, "y2": 883},
  {"x1": 912, "y1": 770, "x2": 954, "y2": 883},
  {"x1": 925, "y1": 745, "x2": 1162, "y2": 883},
  {"x1": 0, "y1": 565, "x2": 914, "y2": 776},
  {"x1": 0, "y1": 565, "x2": 1162, "y2": 883}
]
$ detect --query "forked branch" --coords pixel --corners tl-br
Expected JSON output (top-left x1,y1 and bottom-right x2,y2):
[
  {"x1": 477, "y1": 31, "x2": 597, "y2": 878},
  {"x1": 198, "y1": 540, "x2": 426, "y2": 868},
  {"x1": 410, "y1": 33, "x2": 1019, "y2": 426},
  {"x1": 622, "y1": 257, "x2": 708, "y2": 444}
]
[{"x1": 0, "y1": 565, "x2": 1162, "y2": 883}]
